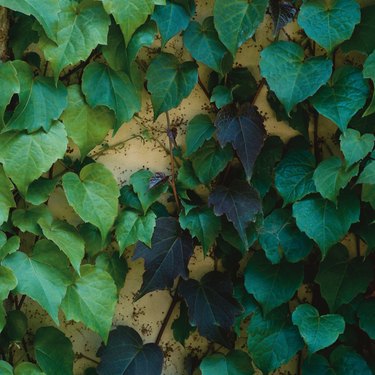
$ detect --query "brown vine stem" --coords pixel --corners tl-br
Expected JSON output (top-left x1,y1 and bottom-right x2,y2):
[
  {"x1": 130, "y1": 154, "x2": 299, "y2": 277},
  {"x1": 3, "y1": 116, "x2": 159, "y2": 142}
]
[
  {"x1": 251, "y1": 78, "x2": 266, "y2": 106},
  {"x1": 60, "y1": 48, "x2": 97, "y2": 81},
  {"x1": 76, "y1": 353, "x2": 100, "y2": 365},
  {"x1": 198, "y1": 76, "x2": 211, "y2": 100},
  {"x1": 166, "y1": 111, "x2": 180, "y2": 211}
]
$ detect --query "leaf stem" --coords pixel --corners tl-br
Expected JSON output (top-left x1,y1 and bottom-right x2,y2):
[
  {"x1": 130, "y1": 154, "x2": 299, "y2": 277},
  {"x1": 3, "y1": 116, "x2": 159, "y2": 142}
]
[
  {"x1": 198, "y1": 76, "x2": 211, "y2": 100},
  {"x1": 76, "y1": 353, "x2": 100, "y2": 365},
  {"x1": 251, "y1": 78, "x2": 265, "y2": 106}
]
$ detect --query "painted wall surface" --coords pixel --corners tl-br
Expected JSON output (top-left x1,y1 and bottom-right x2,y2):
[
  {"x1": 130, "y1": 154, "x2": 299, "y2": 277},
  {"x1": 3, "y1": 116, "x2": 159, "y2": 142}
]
[{"x1": 17, "y1": 0, "x2": 369, "y2": 374}]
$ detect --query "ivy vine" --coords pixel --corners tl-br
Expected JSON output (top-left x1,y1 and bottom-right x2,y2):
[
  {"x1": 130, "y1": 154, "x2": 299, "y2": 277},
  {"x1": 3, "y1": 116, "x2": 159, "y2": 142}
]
[{"x1": 0, "y1": 0, "x2": 374, "y2": 374}]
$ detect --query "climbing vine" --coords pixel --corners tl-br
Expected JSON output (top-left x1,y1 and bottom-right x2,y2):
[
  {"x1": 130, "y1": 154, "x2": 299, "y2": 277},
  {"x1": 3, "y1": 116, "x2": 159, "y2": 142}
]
[{"x1": 0, "y1": 0, "x2": 374, "y2": 374}]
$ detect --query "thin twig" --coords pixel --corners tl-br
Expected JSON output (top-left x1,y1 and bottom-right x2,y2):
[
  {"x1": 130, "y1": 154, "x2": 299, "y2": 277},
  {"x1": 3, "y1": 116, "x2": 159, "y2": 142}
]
[
  {"x1": 355, "y1": 235, "x2": 361, "y2": 258},
  {"x1": 22, "y1": 338, "x2": 34, "y2": 363},
  {"x1": 198, "y1": 76, "x2": 211, "y2": 100},
  {"x1": 17, "y1": 295, "x2": 26, "y2": 310},
  {"x1": 76, "y1": 353, "x2": 100, "y2": 365},
  {"x1": 251, "y1": 78, "x2": 265, "y2": 106},
  {"x1": 60, "y1": 49, "x2": 97, "y2": 81}
]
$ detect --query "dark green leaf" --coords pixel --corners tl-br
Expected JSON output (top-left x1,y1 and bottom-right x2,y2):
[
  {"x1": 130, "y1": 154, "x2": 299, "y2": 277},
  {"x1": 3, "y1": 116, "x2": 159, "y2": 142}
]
[
  {"x1": 227, "y1": 68, "x2": 257, "y2": 104},
  {"x1": 11, "y1": 205, "x2": 52, "y2": 236},
  {"x1": 330, "y1": 345, "x2": 372, "y2": 374},
  {"x1": 363, "y1": 50, "x2": 375, "y2": 116},
  {"x1": 269, "y1": 0, "x2": 296, "y2": 37},
  {"x1": 357, "y1": 299, "x2": 375, "y2": 339},
  {"x1": 96, "y1": 252, "x2": 128, "y2": 292},
  {"x1": 0, "y1": 265, "x2": 17, "y2": 331},
  {"x1": 171, "y1": 301, "x2": 195, "y2": 345},
  {"x1": 4, "y1": 310, "x2": 27, "y2": 342},
  {"x1": 25, "y1": 177, "x2": 58, "y2": 206},
  {"x1": 340, "y1": 129, "x2": 374, "y2": 167},
  {"x1": 128, "y1": 20, "x2": 157, "y2": 63},
  {"x1": 119, "y1": 185, "x2": 142, "y2": 211},
  {"x1": 0, "y1": 166, "x2": 15, "y2": 227}
]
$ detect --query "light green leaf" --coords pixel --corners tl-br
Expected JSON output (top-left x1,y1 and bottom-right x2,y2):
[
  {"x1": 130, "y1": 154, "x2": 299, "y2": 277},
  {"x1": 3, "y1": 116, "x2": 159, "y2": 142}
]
[
  {"x1": 14, "y1": 362, "x2": 45, "y2": 375},
  {"x1": 310, "y1": 66, "x2": 369, "y2": 132},
  {"x1": 210, "y1": 86, "x2": 233, "y2": 109},
  {"x1": 191, "y1": 140, "x2": 233, "y2": 185},
  {"x1": 62, "y1": 85, "x2": 114, "y2": 158},
  {"x1": 34, "y1": 326, "x2": 74, "y2": 375},
  {"x1": 0, "y1": 61, "x2": 20, "y2": 128},
  {"x1": 129, "y1": 169, "x2": 168, "y2": 213},
  {"x1": 244, "y1": 251, "x2": 304, "y2": 314},
  {"x1": 62, "y1": 163, "x2": 119, "y2": 241},
  {"x1": 214, "y1": 0, "x2": 268, "y2": 56},
  {"x1": 5, "y1": 62, "x2": 68, "y2": 133},
  {"x1": 38, "y1": 218, "x2": 85, "y2": 274},
  {"x1": 292, "y1": 191, "x2": 360, "y2": 256},
  {"x1": 247, "y1": 305, "x2": 304, "y2": 374},
  {"x1": 179, "y1": 206, "x2": 221, "y2": 255},
  {"x1": 3, "y1": 240, "x2": 72, "y2": 324},
  {"x1": 61, "y1": 264, "x2": 117, "y2": 342},
  {"x1": 127, "y1": 20, "x2": 157, "y2": 63},
  {"x1": 275, "y1": 150, "x2": 316, "y2": 205},
  {"x1": 152, "y1": 0, "x2": 193, "y2": 47},
  {"x1": 260, "y1": 41, "x2": 332, "y2": 114},
  {"x1": 0, "y1": 235, "x2": 20, "y2": 261},
  {"x1": 0, "y1": 265, "x2": 17, "y2": 331},
  {"x1": 115, "y1": 209, "x2": 156, "y2": 253},
  {"x1": 357, "y1": 160, "x2": 375, "y2": 184},
  {"x1": 363, "y1": 51, "x2": 375, "y2": 116},
  {"x1": 82, "y1": 62, "x2": 141, "y2": 132},
  {"x1": 25, "y1": 177, "x2": 58, "y2": 206},
  {"x1": 184, "y1": 17, "x2": 232, "y2": 74},
  {"x1": 298, "y1": 0, "x2": 360, "y2": 52},
  {"x1": 0, "y1": 122, "x2": 68, "y2": 195},
  {"x1": 0, "y1": 0, "x2": 60, "y2": 42},
  {"x1": 292, "y1": 303, "x2": 345, "y2": 353},
  {"x1": 340, "y1": 129, "x2": 374, "y2": 167},
  {"x1": 39, "y1": 0, "x2": 110, "y2": 80},
  {"x1": 200, "y1": 350, "x2": 253, "y2": 375},
  {"x1": 313, "y1": 157, "x2": 359, "y2": 203},
  {"x1": 259, "y1": 208, "x2": 313, "y2": 264},
  {"x1": 0, "y1": 166, "x2": 15, "y2": 227},
  {"x1": 184, "y1": 114, "x2": 215, "y2": 157},
  {"x1": 357, "y1": 299, "x2": 375, "y2": 339},
  {"x1": 101, "y1": 0, "x2": 154, "y2": 44},
  {"x1": 316, "y1": 244, "x2": 373, "y2": 312},
  {"x1": 12, "y1": 205, "x2": 52, "y2": 236},
  {"x1": 146, "y1": 53, "x2": 198, "y2": 119},
  {"x1": 0, "y1": 360, "x2": 13, "y2": 375}
]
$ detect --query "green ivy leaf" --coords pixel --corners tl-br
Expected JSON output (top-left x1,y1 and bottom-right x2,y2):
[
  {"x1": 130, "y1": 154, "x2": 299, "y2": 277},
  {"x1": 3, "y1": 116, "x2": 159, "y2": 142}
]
[
  {"x1": 61, "y1": 264, "x2": 117, "y2": 342},
  {"x1": 62, "y1": 85, "x2": 114, "y2": 158},
  {"x1": 96, "y1": 252, "x2": 128, "y2": 292},
  {"x1": 5, "y1": 61, "x2": 67, "y2": 133},
  {"x1": 115, "y1": 209, "x2": 156, "y2": 253},
  {"x1": 292, "y1": 304, "x2": 345, "y2": 353},
  {"x1": 12, "y1": 205, "x2": 52, "y2": 236},
  {"x1": 340, "y1": 5, "x2": 375, "y2": 55},
  {"x1": 275, "y1": 150, "x2": 316, "y2": 205},
  {"x1": 152, "y1": 0, "x2": 194, "y2": 47},
  {"x1": 0, "y1": 122, "x2": 68, "y2": 195},
  {"x1": 340, "y1": 129, "x2": 374, "y2": 167},
  {"x1": 119, "y1": 185, "x2": 142, "y2": 211},
  {"x1": 357, "y1": 299, "x2": 375, "y2": 339},
  {"x1": 39, "y1": 0, "x2": 110, "y2": 80},
  {"x1": 34, "y1": 326, "x2": 74, "y2": 375},
  {"x1": 127, "y1": 20, "x2": 157, "y2": 63},
  {"x1": 25, "y1": 177, "x2": 58, "y2": 206},
  {"x1": 0, "y1": 360, "x2": 13, "y2": 374},
  {"x1": 200, "y1": 350, "x2": 253, "y2": 375},
  {"x1": 363, "y1": 51, "x2": 375, "y2": 116},
  {"x1": 133, "y1": 217, "x2": 193, "y2": 299},
  {"x1": 0, "y1": 235, "x2": 19, "y2": 261},
  {"x1": 313, "y1": 157, "x2": 359, "y2": 203},
  {"x1": 0, "y1": 0, "x2": 60, "y2": 42},
  {"x1": 227, "y1": 68, "x2": 258, "y2": 103},
  {"x1": 190, "y1": 140, "x2": 233, "y2": 184},
  {"x1": 310, "y1": 66, "x2": 369, "y2": 132},
  {"x1": 244, "y1": 251, "x2": 304, "y2": 314},
  {"x1": 38, "y1": 218, "x2": 85, "y2": 274},
  {"x1": 316, "y1": 244, "x2": 373, "y2": 312},
  {"x1": 298, "y1": 0, "x2": 360, "y2": 52},
  {"x1": 184, "y1": 17, "x2": 232, "y2": 74},
  {"x1": 146, "y1": 53, "x2": 198, "y2": 119},
  {"x1": 177, "y1": 161, "x2": 200, "y2": 190},
  {"x1": 171, "y1": 301, "x2": 195, "y2": 345},
  {"x1": 101, "y1": 0, "x2": 154, "y2": 44},
  {"x1": 302, "y1": 354, "x2": 335, "y2": 375},
  {"x1": 209, "y1": 180, "x2": 262, "y2": 248},
  {"x1": 0, "y1": 265, "x2": 17, "y2": 331},
  {"x1": 82, "y1": 62, "x2": 141, "y2": 132},
  {"x1": 0, "y1": 166, "x2": 15, "y2": 227},
  {"x1": 259, "y1": 208, "x2": 313, "y2": 264},
  {"x1": 97, "y1": 326, "x2": 163, "y2": 375},
  {"x1": 184, "y1": 115, "x2": 215, "y2": 157},
  {"x1": 14, "y1": 362, "x2": 44, "y2": 375},
  {"x1": 179, "y1": 206, "x2": 221, "y2": 255},
  {"x1": 210, "y1": 85, "x2": 233, "y2": 109},
  {"x1": 357, "y1": 160, "x2": 375, "y2": 185},
  {"x1": 260, "y1": 41, "x2": 332, "y2": 114},
  {"x1": 247, "y1": 305, "x2": 303, "y2": 373},
  {"x1": 179, "y1": 271, "x2": 242, "y2": 346},
  {"x1": 215, "y1": 104, "x2": 266, "y2": 181},
  {"x1": 129, "y1": 169, "x2": 168, "y2": 213},
  {"x1": 0, "y1": 61, "x2": 20, "y2": 128},
  {"x1": 3, "y1": 240, "x2": 73, "y2": 324},
  {"x1": 213, "y1": 0, "x2": 268, "y2": 56},
  {"x1": 292, "y1": 191, "x2": 360, "y2": 256},
  {"x1": 62, "y1": 163, "x2": 120, "y2": 241}
]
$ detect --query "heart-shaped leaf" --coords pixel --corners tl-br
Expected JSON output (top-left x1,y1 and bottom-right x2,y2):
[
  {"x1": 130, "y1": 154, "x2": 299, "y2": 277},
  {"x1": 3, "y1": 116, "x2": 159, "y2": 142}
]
[
  {"x1": 62, "y1": 163, "x2": 120, "y2": 241},
  {"x1": 215, "y1": 104, "x2": 266, "y2": 181},
  {"x1": 133, "y1": 217, "x2": 193, "y2": 299},
  {"x1": 310, "y1": 66, "x2": 369, "y2": 132},
  {"x1": 214, "y1": 0, "x2": 268, "y2": 56},
  {"x1": 260, "y1": 41, "x2": 332, "y2": 114},
  {"x1": 363, "y1": 51, "x2": 375, "y2": 116},
  {"x1": 25, "y1": 177, "x2": 58, "y2": 206},
  {"x1": 298, "y1": 0, "x2": 360, "y2": 52},
  {"x1": 292, "y1": 304, "x2": 345, "y2": 353},
  {"x1": 97, "y1": 326, "x2": 163, "y2": 375},
  {"x1": 340, "y1": 129, "x2": 375, "y2": 166},
  {"x1": 146, "y1": 53, "x2": 198, "y2": 119}
]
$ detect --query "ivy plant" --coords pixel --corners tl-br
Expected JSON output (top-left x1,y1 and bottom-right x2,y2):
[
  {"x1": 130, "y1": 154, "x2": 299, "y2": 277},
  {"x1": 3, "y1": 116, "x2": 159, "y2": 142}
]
[{"x1": 0, "y1": 0, "x2": 374, "y2": 374}]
